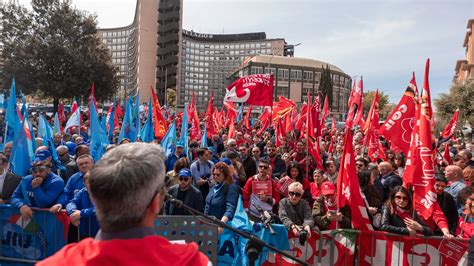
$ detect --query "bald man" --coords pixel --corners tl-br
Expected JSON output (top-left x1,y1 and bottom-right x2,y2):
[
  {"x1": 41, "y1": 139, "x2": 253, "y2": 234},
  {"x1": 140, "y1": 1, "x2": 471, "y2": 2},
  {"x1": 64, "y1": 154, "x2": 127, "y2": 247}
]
[
  {"x1": 444, "y1": 165, "x2": 466, "y2": 214},
  {"x1": 378, "y1": 161, "x2": 402, "y2": 201}
]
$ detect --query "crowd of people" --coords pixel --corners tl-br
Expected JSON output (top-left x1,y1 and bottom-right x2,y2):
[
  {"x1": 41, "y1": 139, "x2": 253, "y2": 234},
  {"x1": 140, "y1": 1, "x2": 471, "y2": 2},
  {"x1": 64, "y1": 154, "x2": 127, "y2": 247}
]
[{"x1": 0, "y1": 107, "x2": 473, "y2": 249}]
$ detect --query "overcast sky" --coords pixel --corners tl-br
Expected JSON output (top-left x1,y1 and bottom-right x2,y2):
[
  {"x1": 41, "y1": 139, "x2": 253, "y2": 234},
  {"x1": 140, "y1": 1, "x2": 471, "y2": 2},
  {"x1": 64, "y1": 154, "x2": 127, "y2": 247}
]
[{"x1": 18, "y1": 0, "x2": 474, "y2": 103}]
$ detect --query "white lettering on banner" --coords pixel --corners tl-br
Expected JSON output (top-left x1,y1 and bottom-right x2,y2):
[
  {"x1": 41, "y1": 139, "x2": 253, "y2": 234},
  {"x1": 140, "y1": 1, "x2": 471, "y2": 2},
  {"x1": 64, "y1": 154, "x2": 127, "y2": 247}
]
[
  {"x1": 407, "y1": 244, "x2": 440, "y2": 266},
  {"x1": 421, "y1": 190, "x2": 437, "y2": 209},
  {"x1": 384, "y1": 104, "x2": 408, "y2": 130},
  {"x1": 364, "y1": 239, "x2": 387, "y2": 265}
]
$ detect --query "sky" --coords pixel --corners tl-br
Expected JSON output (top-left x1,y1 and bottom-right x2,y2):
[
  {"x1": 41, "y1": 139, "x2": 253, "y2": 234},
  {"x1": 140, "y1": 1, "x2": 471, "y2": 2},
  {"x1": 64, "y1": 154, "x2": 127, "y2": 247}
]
[{"x1": 17, "y1": 0, "x2": 474, "y2": 104}]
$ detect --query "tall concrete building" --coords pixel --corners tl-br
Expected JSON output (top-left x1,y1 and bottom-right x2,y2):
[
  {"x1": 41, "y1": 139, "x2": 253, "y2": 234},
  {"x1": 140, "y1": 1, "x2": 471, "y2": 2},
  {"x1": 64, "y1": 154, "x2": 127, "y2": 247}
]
[
  {"x1": 454, "y1": 19, "x2": 474, "y2": 83},
  {"x1": 98, "y1": 0, "x2": 158, "y2": 103}
]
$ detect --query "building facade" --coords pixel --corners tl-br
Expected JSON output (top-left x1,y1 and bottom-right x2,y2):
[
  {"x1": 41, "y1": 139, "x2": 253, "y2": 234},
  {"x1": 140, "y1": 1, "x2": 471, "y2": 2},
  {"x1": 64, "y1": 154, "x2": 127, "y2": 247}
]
[
  {"x1": 232, "y1": 55, "x2": 352, "y2": 119},
  {"x1": 98, "y1": 0, "x2": 158, "y2": 102},
  {"x1": 180, "y1": 31, "x2": 285, "y2": 109},
  {"x1": 454, "y1": 19, "x2": 474, "y2": 83}
]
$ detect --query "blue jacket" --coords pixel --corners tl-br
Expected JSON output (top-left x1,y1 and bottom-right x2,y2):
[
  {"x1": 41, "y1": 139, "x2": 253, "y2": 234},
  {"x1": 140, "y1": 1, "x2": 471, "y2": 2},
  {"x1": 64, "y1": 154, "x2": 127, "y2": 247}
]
[
  {"x1": 165, "y1": 153, "x2": 186, "y2": 172},
  {"x1": 204, "y1": 183, "x2": 239, "y2": 220},
  {"x1": 11, "y1": 173, "x2": 64, "y2": 209},
  {"x1": 56, "y1": 172, "x2": 85, "y2": 207},
  {"x1": 66, "y1": 187, "x2": 99, "y2": 237}
]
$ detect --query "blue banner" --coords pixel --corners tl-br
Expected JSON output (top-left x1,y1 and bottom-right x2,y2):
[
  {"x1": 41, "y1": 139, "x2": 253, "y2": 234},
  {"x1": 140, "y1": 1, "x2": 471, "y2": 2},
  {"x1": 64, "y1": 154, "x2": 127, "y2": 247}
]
[{"x1": 0, "y1": 205, "x2": 69, "y2": 262}]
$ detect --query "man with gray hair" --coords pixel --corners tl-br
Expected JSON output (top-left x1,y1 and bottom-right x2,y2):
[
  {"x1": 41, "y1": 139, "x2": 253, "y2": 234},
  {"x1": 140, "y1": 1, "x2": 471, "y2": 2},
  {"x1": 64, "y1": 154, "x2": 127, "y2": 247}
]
[
  {"x1": 56, "y1": 145, "x2": 78, "y2": 181},
  {"x1": 39, "y1": 143, "x2": 210, "y2": 265}
]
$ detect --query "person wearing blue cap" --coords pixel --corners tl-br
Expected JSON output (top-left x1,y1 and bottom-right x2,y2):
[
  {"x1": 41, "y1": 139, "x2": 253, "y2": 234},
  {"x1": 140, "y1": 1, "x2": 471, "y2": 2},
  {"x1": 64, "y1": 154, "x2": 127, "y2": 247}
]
[
  {"x1": 11, "y1": 153, "x2": 65, "y2": 220},
  {"x1": 165, "y1": 168, "x2": 203, "y2": 215}
]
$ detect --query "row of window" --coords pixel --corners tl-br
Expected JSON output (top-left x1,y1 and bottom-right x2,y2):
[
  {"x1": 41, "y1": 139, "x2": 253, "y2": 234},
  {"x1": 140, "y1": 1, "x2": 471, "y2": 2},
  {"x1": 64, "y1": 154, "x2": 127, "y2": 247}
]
[
  {"x1": 249, "y1": 67, "x2": 349, "y2": 87},
  {"x1": 183, "y1": 41, "x2": 274, "y2": 50},
  {"x1": 184, "y1": 48, "x2": 272, "y2": 56},
  {"x1": 101, "y1": 30, "x2": 132, "y2": 38}
]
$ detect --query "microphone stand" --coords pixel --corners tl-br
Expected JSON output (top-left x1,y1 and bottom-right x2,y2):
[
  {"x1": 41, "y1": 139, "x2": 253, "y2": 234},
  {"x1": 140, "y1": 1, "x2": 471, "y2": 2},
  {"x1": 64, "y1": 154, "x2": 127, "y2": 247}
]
[{"x1": 166, "y1": 194, "x2": 308, "y2": 266}]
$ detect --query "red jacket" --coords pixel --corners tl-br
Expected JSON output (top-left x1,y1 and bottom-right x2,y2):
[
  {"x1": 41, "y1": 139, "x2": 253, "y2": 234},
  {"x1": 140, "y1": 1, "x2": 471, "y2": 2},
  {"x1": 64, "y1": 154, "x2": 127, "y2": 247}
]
[
  {"x1": 38, "y1": 236, "x2": 209, "y2": 266},
  {"x1": 422, "y1": 201, "x2": 449, "y2": 232},
  {"x1": 457, "y1": 215, "x2": 474, "y2": 239},
  {"x1": 243, "y1": 175, "x2": 280, "y2": 209}
]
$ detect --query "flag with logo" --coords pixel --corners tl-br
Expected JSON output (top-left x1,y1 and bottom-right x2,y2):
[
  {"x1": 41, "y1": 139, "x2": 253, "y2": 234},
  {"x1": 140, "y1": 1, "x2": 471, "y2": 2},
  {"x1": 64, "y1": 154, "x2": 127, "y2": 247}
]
[{"x1": 224, "y1": 74, "x2": 274, "y2": 106}]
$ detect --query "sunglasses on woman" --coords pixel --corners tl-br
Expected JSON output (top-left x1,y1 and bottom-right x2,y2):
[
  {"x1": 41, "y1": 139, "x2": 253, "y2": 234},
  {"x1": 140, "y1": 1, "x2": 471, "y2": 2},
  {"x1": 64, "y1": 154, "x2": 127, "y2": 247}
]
[
  {"x1": 288, "y1": 191, "x2": 302, "y2": 197},
  {"x1": 395, "y1": 195, "x2": 408, "y2": 201}
]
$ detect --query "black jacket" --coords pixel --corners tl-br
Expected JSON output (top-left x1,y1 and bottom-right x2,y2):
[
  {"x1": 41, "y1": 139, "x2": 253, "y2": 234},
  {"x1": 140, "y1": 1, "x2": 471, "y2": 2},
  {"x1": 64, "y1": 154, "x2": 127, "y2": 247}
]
[
  {"x1": 0, "y1": 172, "x2": 21, "y2": 203},
  {"x1": 165, "y1": 184, "x2": 204, "y2": 215},
  {"x1": 437, "y1": 191, "x2": 459, "y2": 234},
  {"x1": 380, "y1": 205, "x2": 433, "y2": 236},
  {"x1": 263, "y1": 155, "x2": 287, "y2": 180},
  {"x1": 241, "y1": 155, "x2": 257, "y2": 179}
]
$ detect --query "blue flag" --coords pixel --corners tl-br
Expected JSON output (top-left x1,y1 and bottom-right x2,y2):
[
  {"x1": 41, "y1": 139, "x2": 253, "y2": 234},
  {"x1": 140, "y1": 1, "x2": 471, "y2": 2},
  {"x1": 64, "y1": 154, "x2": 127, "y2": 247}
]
[
  {"x1": 118, "y1": 98, "x2": 137, "y2": 143},
  {"x1": 41, "y1": 115, "x2": 61, "y2": 168},
  {"x1": 10, "y1": 117, "x2": 31, "y2": 177},
  {"x1": 200, "y1": 124, "x2": 208, "y2": 148},
  {"x1": 179, "y1": 103, "x2": 189, "y2": 158},
  {"x1": 139, "y1": 99, "x2": 154, "y2": 143},
  {"x1": 236, "y1": 104, "x2": 244, "y2": 123},
  {"x1": 4, "y1": 79, "x2": 20, "y2": 145},
  {"x1": 90, "y1": 96, "x2": 109, "y2": 161},
  {"x1": 53, "y1": 113, "x2": 60, "y2": 135},
  {"x1": 22, "y1": 107, "x2": 36, "y2": 161},
  {"x1": 160, "y1": 122, "x2": 176, "y2": 157}
]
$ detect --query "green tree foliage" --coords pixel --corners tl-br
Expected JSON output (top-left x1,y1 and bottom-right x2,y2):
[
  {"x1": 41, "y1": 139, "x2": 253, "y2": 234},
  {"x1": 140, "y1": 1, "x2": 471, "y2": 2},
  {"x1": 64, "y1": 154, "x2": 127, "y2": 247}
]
[
  {"x1": 1, "y1": 0, "x2": 119, "y2": 109},
  {"x1": 363, "y1": 90, "x2": 390, "y2": 119},
  {"x1": 319, "y1": 64, "x2": 333, "y2": 108},
  {"x1": 435, "y1": 81, "x2": 474, "y2": 131}
]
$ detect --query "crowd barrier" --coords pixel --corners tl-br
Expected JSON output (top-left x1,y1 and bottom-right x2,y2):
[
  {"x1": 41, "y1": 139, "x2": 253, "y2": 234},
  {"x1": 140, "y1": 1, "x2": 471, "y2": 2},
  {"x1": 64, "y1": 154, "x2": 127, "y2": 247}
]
[{"x1": 0, "y1": 205, "x2": 470, "y2": 265}]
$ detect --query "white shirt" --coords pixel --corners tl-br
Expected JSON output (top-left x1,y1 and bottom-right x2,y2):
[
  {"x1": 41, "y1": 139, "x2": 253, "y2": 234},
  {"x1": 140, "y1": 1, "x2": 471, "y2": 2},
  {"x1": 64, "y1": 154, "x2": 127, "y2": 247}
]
[{"x1": 0, "y1": 169, "x2": 7, "y2": 195}]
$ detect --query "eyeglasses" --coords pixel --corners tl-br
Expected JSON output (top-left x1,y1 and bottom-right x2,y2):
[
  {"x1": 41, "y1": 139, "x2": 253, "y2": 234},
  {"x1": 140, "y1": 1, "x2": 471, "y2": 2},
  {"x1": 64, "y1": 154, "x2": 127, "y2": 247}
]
[
  {"x1": 267, "y1": 149, "x2": 276, "y2": 152},
  {"x1": 356, "y1": 163, "x2": 364, "y2": 168},
  {"x1": 252, "y1": 150, "x2": 260, "y2": 153},
  {"x1": 178, "y1": 177, "x2": 191, "y2": 182},
  {"x1": 258, "y1": 165, "x2": 269, "y2": 169},
  {"x1": 32, "y1": 166, "x2": 49, "y2": 173},
  {"x1": 395, "y1": 195, "x2": 408, "y2": 201},
  {"x1": 288, "y1": 191, "x2": 302, "y2": 197}
]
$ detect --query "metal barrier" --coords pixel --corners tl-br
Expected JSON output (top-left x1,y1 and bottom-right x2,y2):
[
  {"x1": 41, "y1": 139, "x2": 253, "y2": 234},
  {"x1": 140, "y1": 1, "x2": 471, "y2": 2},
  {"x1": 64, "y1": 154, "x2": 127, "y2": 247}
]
[
  {"x1": 155, "y1": 216, "x2": 219, "y2": 266},
  {"x1": 0, "y1": 204, "x2": 470, "y2": 265}
]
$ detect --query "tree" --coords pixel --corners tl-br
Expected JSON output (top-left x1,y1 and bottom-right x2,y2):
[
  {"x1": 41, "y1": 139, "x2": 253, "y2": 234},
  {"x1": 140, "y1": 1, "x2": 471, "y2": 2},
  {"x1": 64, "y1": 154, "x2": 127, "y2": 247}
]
[
  {"x1": 1, "y1": 0, "x2": 119, "y2": 110},
  {"x1": 435, "y1": 81, "x2": 474, "y2": 132},
  {"x1": 363, "y1": 90, "x2": 389, "y2": 119},
  {"x1": 319, "y1": 64, "x2": 333, "y2": 108}
]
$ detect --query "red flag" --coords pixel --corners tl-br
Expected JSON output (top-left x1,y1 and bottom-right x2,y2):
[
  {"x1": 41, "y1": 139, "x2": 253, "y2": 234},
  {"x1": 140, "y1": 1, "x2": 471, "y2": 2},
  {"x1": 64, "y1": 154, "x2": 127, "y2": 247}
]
[
  {"x1": 311, "y1": 96, "x2": 321, "y2": 139},
  {"x1": 275, "y1": 117, "x2": 285, "y2": 147},
  {"x1": 306, "y1": 91, "x2": 324, "y2": 170},
  {"x1": 188, "y1": 94, "x2": 201, "y2": 141},
  {"x1": 205, "y1": 95, "x2": 216, "y2": 137},
  {"x1": 150, "y1": 87, "x2": 168, "y2": 139},
  {"x1": 115, "y1": 103, "x2": 123, "y2": 118},
  {"x1": 353, "y1": 79, "x2": 364, "y2": 127},
  {"x1": 224, "y1": 101, "x2": 237, "y2": 138},
  {"x1": 412, "y1": 59, "x2": 437, "y2": 220},
  {"x1": 320, "y1": 95, "x2": 329, "y2": 134},
  {"x1": 441, "y1": 109, "x2": 460, "y2": 139},
  {"x1": 257, "y1": 108, "x2": 271, "y2": 135},
  {"x1": 379, "y1": 74, "x2": 418, "y2": 154},
  {"x1": 295, "y1": 103, "x2": 308, "y2": 132},
  {"x1": 443, "y1": 145, "x2": 452, "y2": 165},
  {"x1": 224, "y1": 74, "x2": 274, "y2": 106},
  {"x1": 336, "y1": 130, "x2": 374, "y2": 230},
  {"x1": 346, "y1": 79, "x2": 363, "y2": 129},
  {"x1": 363, "y1": 90, "x2": 386, "y2": 162},
  {"x1": 58, "y1": 103, "x2": 66, "y2": 123},
  {"x1": 272, "y1": 96, "x2": 296, "y2": 121},
  {"x1": 243, "y1": 105, "x2": 252, "y2": 129}
]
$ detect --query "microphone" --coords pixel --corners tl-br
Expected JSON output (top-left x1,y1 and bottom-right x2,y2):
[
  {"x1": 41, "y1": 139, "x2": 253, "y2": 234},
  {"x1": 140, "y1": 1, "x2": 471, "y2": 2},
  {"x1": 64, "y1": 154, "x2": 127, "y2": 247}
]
[
  {"x1": 166, "y1": 194, "x2": 183, "y2": 208},
  {"x1": 251, "y1": 202, "x2": 275, "y2": 235}
]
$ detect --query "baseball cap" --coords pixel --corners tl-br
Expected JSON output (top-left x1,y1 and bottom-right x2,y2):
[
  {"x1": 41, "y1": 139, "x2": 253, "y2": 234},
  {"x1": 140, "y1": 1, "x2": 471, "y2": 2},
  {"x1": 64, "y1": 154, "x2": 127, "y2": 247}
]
[
  {"x1": 178, "y1": 168, "x2": 192, "y2": 177},
  {"x1": 321, "y1": 181, "x2": 336, "y2": 196},
  {"x1": 220, "y1": 158, "x2": 232, "y2": 166},
  {"x1": 34, "y1": 150, "x2": 51, "y2": 163}
]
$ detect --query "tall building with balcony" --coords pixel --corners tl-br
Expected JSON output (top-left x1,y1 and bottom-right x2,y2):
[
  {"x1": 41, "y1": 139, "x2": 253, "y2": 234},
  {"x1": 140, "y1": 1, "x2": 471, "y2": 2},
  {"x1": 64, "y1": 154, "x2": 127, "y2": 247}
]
[{"x1": 454, "y1": 19, "x2": 474, "y2": 83}]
